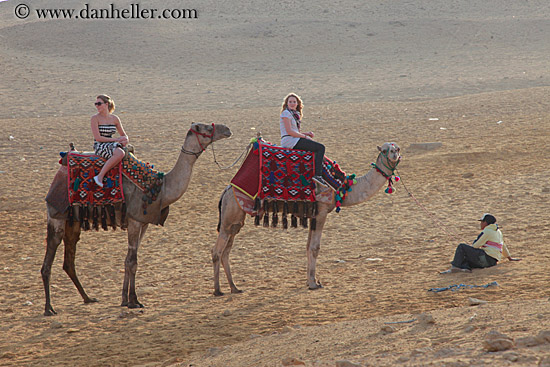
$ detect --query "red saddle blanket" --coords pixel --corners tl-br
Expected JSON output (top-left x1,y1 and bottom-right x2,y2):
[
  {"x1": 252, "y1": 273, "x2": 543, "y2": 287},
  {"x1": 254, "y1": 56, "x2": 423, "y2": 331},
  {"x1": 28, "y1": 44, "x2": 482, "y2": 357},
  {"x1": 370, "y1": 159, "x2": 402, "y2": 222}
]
[
  {"x1": 230, "y1": 140, "x2": 347, "y2": 202},
  {"x1": 67, "y1": 152, "x2": 124, "y2": 206},
  {"x1": 231, "y1": 141, "x2": 315, "y2": 202}
]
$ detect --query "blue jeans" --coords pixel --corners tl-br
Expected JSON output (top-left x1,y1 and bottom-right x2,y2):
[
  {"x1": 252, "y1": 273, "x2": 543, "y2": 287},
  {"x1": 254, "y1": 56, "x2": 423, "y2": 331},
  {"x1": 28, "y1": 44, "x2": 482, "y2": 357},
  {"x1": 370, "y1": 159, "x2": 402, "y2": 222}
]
[{"x1": 293, "y1": 138, "x2": 325, "y2": 176}]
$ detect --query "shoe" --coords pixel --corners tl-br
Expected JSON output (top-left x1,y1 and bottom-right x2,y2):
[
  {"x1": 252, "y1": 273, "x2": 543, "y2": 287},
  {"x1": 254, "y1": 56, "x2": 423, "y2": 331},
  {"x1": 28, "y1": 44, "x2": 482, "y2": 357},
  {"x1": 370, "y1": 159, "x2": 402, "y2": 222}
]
[
  {"x1": 312, "y1": 175, "x2": 328, "y2": 187},
  {"x1": 450, "y1": 266, "x2": 471, "y2": 273},
  {"x1": 93, "y1": 176, "x2": 104, "y2": 188}
]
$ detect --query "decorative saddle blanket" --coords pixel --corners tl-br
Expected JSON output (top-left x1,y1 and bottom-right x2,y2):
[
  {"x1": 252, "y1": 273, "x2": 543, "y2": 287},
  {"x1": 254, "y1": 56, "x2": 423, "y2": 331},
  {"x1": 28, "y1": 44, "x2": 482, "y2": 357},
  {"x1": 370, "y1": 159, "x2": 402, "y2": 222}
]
[
  {"x1": 65, "y1": 151, "x2": 165, "y2": 231},
  {"x1": 229, "y1": 138, "x2": 352, "y2": 229},
  {"x1": 67, "y1": 152, "x2": 124, "y2": 206}
]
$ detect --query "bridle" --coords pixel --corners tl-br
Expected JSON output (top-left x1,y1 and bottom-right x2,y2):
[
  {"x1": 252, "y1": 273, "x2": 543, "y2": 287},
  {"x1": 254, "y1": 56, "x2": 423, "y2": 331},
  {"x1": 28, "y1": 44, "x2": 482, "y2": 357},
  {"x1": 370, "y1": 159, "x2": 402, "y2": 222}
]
[
  {"x1": 181, "y1": 123, "x2": 215, "y2": 158},
  {"x1": 371, "y1": 146, "x2": 401, "y2": 193}
]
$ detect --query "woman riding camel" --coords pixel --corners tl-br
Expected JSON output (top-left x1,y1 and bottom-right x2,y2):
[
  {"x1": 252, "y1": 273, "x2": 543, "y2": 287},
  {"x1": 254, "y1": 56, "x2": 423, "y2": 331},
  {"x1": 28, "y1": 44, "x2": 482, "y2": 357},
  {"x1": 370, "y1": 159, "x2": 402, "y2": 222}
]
[
  {"x1": 91, "y1": 94, "x2": 128, "y2": 188},
  {"x1": 279, "y1": 93, "x2": 328, "y2": 187}
]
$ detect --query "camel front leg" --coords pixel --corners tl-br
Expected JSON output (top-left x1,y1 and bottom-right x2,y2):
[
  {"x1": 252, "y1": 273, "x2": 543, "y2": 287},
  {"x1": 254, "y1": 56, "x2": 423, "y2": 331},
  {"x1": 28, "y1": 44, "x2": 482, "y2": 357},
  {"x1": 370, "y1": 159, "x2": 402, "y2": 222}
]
[
  {"x1": 62, "y1": 221, "x2": 97, "y2": 304},
  {"x1": 122, "y1": 219, "x2": 147, "y2": 308},
  {"x1": 41, "y1": 219, "x2": 65, "y2": 316},
  {"x1": 306, "y1": 211, "x2": 327, "y2": 290}
]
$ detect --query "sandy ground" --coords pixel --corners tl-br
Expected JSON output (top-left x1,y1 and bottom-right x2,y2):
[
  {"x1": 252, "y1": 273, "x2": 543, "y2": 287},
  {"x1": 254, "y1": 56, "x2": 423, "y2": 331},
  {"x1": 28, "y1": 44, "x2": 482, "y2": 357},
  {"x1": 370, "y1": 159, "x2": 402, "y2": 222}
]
[{"x1": 1, "y1": 1, "x2": 550, "y2": 366}]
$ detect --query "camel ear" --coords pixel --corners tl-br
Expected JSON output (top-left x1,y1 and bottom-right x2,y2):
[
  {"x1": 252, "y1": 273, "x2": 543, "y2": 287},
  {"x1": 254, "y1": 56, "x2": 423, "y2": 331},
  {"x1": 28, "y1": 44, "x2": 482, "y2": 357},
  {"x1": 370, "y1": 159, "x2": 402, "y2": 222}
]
[{"x1": 377, "y1": 145, "x2": 382, "y2": 152}]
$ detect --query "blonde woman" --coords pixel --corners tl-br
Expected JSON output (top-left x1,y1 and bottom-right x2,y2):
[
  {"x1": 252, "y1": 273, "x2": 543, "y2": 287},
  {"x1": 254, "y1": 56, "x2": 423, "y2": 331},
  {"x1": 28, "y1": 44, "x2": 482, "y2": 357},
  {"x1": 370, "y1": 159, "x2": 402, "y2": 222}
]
[
  {"x1": 280, "y1": 93, "x2": 327, "y2": 186},
  {"x1": 91, "y1": 94, "x2": 128, "y2": 187}
]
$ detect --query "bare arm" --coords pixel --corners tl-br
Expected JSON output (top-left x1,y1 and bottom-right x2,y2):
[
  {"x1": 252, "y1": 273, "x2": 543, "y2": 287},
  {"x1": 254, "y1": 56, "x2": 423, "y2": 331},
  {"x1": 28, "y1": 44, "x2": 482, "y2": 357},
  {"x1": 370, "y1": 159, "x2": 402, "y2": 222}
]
[
  {"x1": 283, "y1": 117, "x2": 309, "y2": 139},
  {"x1": 114, "y1": 116, "x2": 129, "y2": 146}
]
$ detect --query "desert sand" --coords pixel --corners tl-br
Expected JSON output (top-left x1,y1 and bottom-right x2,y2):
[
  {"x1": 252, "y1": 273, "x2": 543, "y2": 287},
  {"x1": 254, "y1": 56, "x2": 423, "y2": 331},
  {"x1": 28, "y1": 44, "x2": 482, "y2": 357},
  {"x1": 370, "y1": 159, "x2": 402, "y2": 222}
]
[{"x1": 1, "y1": 1, "x2": 550, "y2": 366}]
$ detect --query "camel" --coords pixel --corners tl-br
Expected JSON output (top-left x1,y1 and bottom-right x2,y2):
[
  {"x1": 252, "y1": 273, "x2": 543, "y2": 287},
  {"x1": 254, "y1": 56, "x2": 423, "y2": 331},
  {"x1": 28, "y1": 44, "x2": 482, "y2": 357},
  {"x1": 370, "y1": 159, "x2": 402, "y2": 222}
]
[
  {"x1": 212, "y1": 142, "x2": 401, "y2": 295},
  {"x1": 41, "y1": 123, "x2": 231, "y2": 316}
]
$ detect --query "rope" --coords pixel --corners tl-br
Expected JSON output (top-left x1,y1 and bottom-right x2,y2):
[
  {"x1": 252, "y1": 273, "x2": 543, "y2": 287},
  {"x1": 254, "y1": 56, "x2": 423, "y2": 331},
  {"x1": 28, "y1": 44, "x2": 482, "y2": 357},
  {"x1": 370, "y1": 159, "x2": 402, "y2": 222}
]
[
  {"x1": 395, "y1": 168, "x2": 463, "y2": 243},
  {"x1": 211, "y1": 141, "x2": 251, "y2": 170}
]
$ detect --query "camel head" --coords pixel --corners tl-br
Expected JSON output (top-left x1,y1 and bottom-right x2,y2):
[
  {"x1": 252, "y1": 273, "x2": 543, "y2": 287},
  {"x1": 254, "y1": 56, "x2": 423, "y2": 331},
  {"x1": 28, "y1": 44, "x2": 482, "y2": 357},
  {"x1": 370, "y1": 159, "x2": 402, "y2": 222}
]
[
  {"x1": 377, "y1": 142, "x2": 401, "y2": 169},
  {"x1": 185, "y1": 123, "x2": 232, "y2": 154}
]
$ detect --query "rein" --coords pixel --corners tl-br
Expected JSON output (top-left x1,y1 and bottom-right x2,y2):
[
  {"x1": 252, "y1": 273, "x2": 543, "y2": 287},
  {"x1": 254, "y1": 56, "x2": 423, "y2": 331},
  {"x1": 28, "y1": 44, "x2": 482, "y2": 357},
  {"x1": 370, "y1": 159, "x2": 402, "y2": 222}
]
[
  {"x1": 181, "y1": 123, "x2": 216, "y2": 158},
  {"x1": 395, "y1": 168, "x2": 462, "y2": 243},
  {"x1": 372, "y1": 150, "x2": 401, "y2": 194}
]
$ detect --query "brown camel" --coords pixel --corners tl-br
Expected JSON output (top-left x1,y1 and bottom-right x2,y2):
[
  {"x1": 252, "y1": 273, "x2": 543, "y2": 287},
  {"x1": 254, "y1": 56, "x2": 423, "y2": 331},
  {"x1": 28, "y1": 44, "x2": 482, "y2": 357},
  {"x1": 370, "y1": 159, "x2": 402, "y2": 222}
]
[
  {"x1": 41, "y1": 123, "x2": 231, "y2": 315},
  {"x1": 212, "y1": 142, "x2": 401, "y2": 295}
]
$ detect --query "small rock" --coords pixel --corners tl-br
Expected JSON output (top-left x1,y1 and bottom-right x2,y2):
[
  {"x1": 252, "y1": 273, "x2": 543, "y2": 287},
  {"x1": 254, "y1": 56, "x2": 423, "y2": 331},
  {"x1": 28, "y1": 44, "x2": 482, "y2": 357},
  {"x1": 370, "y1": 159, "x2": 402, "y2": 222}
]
[
  {"x1": 23, "y1": 301, "x2": 33, "y2": 306},
  {"x1": 1, "y1": 352, "x2": 16, "y2": 359},
  {"x1": 66, "y1": 328, "x2": 80, "y2": 334},
  {"x1": 462, "y1": 173, "x2": 474, "y2": 179},
  {"x1": 542, "y1": 188, "x2": 550, "y2": 193},
  {"x1": 516, "y1": 336, "x2": 542, "y2": 348},
  {"x1": 206, "y1": 347, "x2": 221, "y2": 357},
  {"x1": 409, "y1": 142, "x2": 442, "y2": 151},
  {"x1": 418, "y1": 313, "x2": 435, "y2": 325},
  {"x1": 502, "y1": 352, "x2": 518, "y2": 362},
  {"x1": 50, "y1": 321, "x2": 63, "y2": 329},
  {"x1": 464, "y1": 325, "x2": 478, "y2": 333},
  {"x1": 9, "y1": 136, "x2": 14, "y2": 141},
  {"x1": 483, "y1": 330, "x2": 514, "y2": 351},
  {"x1": 381, "y1": 325, "x2": 396, "y2": 333},
  {"x1": 411, "y1": 347, "x2": 433, "y2": 356},
  {"x1": 249, "y1": 334, "x2": 261, "y2": 339},
  {"x1": 540, "y1": 356, "x2": 550, "y2": 367},
  {"x1": 536, "y1": 330, "x2": 550, "y2": 343},
  {"x1": 282, "y1": 326, "x2": 294, "y2": 333},
  {"x1": 335, "y1": 360, "x2": 361, "y2": 367},
  {"x1": 222, "y1": 309, "x2": 232, "y2": 317},
  {"x1": 281, "y1": 357, "x2": 305, "y2": 366},
  {"x1": 396, "y1": 355, "x2": 410, "y2": 363},
  {"x1": 468, "y1": 297, "x2": 488, "y2": 306}
]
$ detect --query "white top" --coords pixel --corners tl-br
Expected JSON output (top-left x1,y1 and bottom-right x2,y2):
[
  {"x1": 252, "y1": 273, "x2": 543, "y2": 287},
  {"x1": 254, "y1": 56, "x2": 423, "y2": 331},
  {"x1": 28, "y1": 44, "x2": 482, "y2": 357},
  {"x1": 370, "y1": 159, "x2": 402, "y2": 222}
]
[{"x1": 280, "y1": 109, "x2": 300, "y2": 148}]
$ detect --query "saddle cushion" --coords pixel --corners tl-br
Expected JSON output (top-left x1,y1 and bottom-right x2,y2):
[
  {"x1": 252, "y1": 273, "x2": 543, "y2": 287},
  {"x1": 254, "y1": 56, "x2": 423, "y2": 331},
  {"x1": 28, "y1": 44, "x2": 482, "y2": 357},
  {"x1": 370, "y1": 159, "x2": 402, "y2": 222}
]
[{"x1": 67, "y1": 152, "x2": 124, "y2": 206}]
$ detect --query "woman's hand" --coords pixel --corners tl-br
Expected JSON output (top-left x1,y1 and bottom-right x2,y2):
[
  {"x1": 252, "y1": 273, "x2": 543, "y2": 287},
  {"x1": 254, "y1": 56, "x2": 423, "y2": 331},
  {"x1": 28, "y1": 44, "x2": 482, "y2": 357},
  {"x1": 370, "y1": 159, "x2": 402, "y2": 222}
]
[
  {"x1": 304, "y1": 131, "x2": 315, "y2": 138},
  {"x1": 118, "y1": 136, "x2": 129, "y2": 146}
]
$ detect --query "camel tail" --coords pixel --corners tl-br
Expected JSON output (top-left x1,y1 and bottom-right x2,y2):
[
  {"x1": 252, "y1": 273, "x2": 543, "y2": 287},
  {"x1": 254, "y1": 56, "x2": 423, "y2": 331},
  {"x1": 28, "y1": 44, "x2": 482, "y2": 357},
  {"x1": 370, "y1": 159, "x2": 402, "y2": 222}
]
[{"x1": 217, "y1": 194, "x2": 222, "y2": 233}]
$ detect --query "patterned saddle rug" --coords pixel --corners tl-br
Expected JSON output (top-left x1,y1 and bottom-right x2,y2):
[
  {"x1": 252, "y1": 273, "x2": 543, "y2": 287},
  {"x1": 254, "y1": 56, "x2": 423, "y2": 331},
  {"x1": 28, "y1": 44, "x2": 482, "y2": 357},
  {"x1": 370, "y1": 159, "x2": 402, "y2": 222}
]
[
  {"x1": 66, "y1": 151, "x2": 165, "y2": 231},
  {"x1": 230, "y1": 138, "x2": 348, "y2": 229},
  {"x1": 67, "y1": 152, "x2": 125, "y2": 231}
]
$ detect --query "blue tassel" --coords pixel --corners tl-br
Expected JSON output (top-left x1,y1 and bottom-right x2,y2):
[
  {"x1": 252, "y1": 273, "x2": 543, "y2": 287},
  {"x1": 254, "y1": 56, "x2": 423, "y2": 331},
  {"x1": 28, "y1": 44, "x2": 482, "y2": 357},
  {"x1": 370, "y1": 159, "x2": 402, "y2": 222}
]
[
  {"x1": 336, "y1": 207, "x2": 341, "y2": 213},
  {"x1": 269, "y1": 171, "x2": 276, "y2": 184}
]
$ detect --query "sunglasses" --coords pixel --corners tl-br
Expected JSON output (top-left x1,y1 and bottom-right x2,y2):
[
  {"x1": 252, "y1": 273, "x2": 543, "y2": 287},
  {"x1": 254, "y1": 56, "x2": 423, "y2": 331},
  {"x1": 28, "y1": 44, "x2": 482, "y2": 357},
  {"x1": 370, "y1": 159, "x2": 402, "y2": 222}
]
[{"x1": 94, "y1": 102, "x2": 105, "y2": 106}]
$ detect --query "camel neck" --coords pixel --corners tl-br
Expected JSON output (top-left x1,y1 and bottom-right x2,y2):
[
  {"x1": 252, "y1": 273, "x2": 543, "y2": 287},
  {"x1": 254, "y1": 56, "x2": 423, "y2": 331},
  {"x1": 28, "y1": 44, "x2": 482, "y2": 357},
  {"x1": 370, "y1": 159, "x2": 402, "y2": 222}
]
[
  {"x1": 341, "y1": 167, "x2": 388, "y2": 207},
  {"x1": 162, "y1": 138, "x2": 201, "y2": 206}
]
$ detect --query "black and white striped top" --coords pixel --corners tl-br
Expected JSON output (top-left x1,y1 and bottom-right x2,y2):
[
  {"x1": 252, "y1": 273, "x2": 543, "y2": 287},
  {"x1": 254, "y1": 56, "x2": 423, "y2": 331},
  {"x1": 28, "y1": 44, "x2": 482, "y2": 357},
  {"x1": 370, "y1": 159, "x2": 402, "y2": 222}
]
[{"x1": 97, "y1": 124, "x2": 117, "y2": 138}]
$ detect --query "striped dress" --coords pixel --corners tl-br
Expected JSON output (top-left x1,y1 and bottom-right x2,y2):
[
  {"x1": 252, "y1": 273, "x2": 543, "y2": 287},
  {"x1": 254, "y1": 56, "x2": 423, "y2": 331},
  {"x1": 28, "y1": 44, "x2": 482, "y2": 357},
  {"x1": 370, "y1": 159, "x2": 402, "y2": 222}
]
[{"x1": 93, "y1": 124, "x2": 122, "y2": 159}]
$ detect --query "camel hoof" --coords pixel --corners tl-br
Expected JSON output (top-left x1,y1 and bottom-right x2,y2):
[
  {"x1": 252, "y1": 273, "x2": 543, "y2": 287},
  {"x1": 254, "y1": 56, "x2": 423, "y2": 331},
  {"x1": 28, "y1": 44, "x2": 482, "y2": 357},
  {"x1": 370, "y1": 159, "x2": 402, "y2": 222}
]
[
  {"x1": 213, "y1": 290, "x2": 224, "y2": 297},
  {"x1": 120, "y1": 301, "x2": 128, "y2": 307},
  {"x1": 128, "y1": 302, "x2": 144, "y2": 309},
  {"x1": 84, "y1": 297, "x2": 99, "y2": 304},
  {"x1": 308, "y1": 282, "x2": 323, "y2": 290},
  {"x1": 230, "y1": 288, "x2": 243, "y2": 294},
  {"x1": 44, "y1": 308, "x2": 57, "y2": 316}
]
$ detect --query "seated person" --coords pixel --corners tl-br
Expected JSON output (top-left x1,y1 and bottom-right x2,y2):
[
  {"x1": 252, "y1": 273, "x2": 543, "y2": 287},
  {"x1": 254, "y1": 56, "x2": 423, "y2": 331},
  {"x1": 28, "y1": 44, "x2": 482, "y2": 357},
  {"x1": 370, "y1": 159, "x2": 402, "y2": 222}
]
[{"x1": 444, "y1": 213, "x2": 521, "y2": 273}]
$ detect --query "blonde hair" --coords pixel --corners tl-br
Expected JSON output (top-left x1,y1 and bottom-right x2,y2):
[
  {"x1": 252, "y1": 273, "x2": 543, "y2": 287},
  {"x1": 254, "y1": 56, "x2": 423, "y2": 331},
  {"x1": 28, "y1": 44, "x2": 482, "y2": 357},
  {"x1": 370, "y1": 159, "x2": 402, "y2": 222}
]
[
  {"x1": 97, "y1": 94, "x2": 115, "y2": 113},
  {"x1": 281, "y1": 93, "x2": 303, "y2": 117}
]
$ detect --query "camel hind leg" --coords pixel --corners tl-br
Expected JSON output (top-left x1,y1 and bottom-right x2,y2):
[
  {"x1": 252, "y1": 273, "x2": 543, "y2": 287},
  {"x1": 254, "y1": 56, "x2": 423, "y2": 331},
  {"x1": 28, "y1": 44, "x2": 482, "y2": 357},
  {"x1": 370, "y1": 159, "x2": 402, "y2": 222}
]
[
  {"x1": 62, "y1": 221, "x2": 97, "y2": 304},
  {"x1": 221, "y1": 235, "x2": 242, "y2": 294},
  {"x1": 212, "y1": 187, "x2": 245, "y2": 296},
  {"x1": 41, "y1": 218, "x2": 65, "y2": 316}
]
